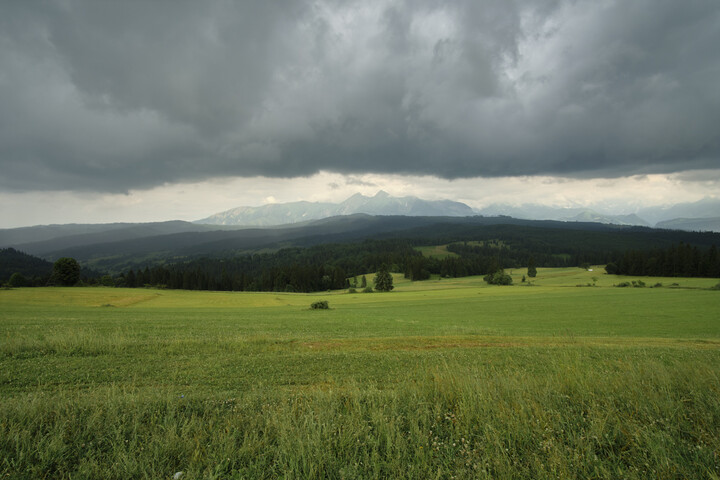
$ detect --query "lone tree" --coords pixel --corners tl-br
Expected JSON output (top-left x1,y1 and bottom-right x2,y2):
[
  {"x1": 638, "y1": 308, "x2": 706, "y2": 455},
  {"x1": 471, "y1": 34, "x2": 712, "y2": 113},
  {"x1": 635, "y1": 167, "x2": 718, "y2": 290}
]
[
  {"x1": 373, "y1": 264, "x2": 394, "y2": 292},
  {"x1": 527, "y1": 256, "x2": 537, "y2": 278},
  {"x1": 52, "y1": 257, "x2": 80, "y2": 286}
]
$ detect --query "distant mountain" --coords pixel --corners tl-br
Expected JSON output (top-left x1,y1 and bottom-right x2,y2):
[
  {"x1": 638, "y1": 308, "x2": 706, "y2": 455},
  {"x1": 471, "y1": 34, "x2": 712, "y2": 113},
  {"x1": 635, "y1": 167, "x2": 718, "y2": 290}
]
[
  {"x1": 565, "y1": 211, "x2": 650, "y2": 227},
  {"x1": 196, "y1": 191, "x2": 475, "y2": 226},
  {"x1": 0, "y1": 221, "x2": 242, "y2": 252},
  {"x1": 475, "y1": 197, "x2": 720, "y2": 230},
  {"x1": 637, "y1": 198, "x2": 720, "y2": 226},
  {"x1": 655, "y1": 217, "x2": 720, "y2": 232},
  {"x1": 475, "y1": 204, "x2": 651, "y2": 227}
]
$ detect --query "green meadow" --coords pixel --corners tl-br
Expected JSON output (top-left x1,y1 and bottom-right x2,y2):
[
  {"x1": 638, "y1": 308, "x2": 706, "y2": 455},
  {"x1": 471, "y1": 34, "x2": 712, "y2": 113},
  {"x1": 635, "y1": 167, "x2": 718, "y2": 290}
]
[{"x1": 1, "y1": 268, "x2": 719, "y2": 479}]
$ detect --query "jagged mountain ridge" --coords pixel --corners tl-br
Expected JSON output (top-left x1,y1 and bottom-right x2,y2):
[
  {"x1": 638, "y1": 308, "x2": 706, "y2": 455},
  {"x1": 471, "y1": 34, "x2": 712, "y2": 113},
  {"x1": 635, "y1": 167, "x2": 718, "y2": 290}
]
[
  {"x1": 197, "y1": 192, "x2": 719, "y2": 231},
  {"x1": 196, "y1": 191, "x2": 475, "y2": 226}
]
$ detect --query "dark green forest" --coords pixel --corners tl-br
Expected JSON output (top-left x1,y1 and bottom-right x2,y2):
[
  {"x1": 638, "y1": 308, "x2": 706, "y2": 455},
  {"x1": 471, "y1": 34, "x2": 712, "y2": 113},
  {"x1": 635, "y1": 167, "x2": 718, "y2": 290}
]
[
  {"x1": 3, "y1": 220, "x2": 720, "y2": 292},
  {"x1": 607, "y1": 243, "x2": 720, "y2": 278},
  {"x1": 115, "y1": 237, "x2": 720, "y2": 293}
]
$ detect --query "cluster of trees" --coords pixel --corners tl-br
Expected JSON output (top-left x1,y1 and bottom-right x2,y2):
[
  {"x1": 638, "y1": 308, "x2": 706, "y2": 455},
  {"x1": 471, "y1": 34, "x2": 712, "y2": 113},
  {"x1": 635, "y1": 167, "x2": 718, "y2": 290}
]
[
  {"x1": 484, "y1": 270, "x2": 513, "y2": 285},
  {"x1": 606, "y1": 243, "x2": 720, "y2": 278}
]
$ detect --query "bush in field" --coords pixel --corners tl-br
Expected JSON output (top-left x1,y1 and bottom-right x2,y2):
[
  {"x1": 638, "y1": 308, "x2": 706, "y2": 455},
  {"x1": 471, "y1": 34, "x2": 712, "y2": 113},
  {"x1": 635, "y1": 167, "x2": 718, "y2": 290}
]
[
  {"x1": 484, "y1": 269, "x2": 513, "y2": 285},
  {"x1": 310, "y1": 300, "x2": 329, "y2": 310},
  {"x1": 363, "y1": 286, "x2": 374, "y2": 293}
]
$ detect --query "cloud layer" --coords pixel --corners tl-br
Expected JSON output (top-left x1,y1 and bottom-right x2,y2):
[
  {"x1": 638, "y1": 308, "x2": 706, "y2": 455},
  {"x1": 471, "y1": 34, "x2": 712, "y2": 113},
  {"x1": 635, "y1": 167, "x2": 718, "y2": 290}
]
[{"x1": 2, "y1": 0, "x2": 719, "y2": 192}]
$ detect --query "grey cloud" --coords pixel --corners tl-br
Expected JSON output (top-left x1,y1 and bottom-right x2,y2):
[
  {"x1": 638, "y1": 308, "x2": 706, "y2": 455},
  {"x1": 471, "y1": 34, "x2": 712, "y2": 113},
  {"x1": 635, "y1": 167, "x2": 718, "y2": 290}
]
[
  {"x1": 1, "y1": 0, "x2": 719, "y2": 193},
  {"x1": 345, "y1": 177, "x2": 377, "y2": 187}
]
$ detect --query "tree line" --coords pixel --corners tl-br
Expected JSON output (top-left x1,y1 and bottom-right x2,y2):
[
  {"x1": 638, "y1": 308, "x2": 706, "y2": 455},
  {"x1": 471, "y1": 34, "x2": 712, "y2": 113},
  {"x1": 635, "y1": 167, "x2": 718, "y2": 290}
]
[
  {"x1": 606, "y1": 243, "x2": 720, "y2": 278},
  {"x1": 113, "y1": 237, "x2": 613, "y2": 292},
  {"x1": 4, "y1": 236, "x2": 718, "y2": 292}
]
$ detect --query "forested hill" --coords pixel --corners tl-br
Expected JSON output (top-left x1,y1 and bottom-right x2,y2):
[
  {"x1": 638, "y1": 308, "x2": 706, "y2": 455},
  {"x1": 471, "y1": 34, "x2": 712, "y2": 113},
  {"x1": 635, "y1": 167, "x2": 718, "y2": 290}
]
[
  {"x1": 0, "y1": 248, "x2": 53, "y2": 284},
  {"x1": 4, "y1": 215, "x2": 720, "y2": 281},
  {"x1": 113, "y1": 223, "x2": 720, "y2": 293}
]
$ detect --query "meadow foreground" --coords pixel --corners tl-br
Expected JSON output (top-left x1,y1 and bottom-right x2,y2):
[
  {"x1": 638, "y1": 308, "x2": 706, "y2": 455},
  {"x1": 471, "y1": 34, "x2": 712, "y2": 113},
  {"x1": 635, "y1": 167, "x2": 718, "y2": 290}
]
[{"x1": 1, "y1": 268, "x2": 719, "y2": 479}]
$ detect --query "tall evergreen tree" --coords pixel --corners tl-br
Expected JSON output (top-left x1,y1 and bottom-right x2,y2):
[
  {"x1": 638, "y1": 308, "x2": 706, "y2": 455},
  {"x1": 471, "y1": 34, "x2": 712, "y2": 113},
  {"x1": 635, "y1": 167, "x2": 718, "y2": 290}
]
[
  {"x1": 527, "y1": 256, "x2": 537, "y2": 278},
  {"x1": 374, "y1": 264, "x2": 394, "y2": 292}
]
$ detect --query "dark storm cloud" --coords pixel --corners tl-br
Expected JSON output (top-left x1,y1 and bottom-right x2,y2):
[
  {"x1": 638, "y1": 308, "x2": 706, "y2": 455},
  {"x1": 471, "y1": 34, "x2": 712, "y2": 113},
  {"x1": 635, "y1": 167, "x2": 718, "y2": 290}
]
[{"x1": 1, "y1": 0, "x2": 719, "y2": 192}]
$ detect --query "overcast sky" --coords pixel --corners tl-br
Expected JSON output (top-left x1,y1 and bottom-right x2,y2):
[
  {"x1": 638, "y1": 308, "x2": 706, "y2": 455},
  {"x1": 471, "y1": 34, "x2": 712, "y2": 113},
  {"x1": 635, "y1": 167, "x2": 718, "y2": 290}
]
[{"x1": 1, "y1": 0, "x2": 719, "y2": 227}]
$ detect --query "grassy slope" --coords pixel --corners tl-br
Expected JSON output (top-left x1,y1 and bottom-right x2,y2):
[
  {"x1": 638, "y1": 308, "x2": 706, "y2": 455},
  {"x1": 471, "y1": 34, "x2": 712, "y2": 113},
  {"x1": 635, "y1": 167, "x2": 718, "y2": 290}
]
[{"x1": 1, "y1": 270, "x2": 720, "y2": 479}]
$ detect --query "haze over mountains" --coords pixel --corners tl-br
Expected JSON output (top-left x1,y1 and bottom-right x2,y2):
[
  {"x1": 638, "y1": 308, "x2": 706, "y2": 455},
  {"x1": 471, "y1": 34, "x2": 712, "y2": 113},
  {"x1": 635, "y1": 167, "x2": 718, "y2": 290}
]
[
  {"x1": 196, "y1": 191, "x2": 475, "y2": 226},
  {"x1": 196, "y1": 191, "x2": 720, "y2": 231},
  {"x1": 1, "y1": 193, "x2": 718, "y2": 254},
  {"x1": 1, "y1": 190, "x2": 718, "y2": 278}
]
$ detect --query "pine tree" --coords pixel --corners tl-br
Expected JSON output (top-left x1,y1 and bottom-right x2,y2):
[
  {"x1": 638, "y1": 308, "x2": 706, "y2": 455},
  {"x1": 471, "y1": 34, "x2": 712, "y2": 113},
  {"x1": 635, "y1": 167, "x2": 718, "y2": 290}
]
[
  {"x1": 373, "y1": 265, "x2": 394, "y2": 292},
  {"x1": 527, "y1": 256, "x2": 537, "y2": 278}
]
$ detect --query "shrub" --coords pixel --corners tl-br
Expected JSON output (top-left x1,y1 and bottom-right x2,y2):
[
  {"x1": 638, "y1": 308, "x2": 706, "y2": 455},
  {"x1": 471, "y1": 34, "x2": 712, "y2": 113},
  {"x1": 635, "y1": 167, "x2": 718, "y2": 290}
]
[
  {"x1": 7, "y1": 272, "x2": 28, "y2": 288},
  {"x1": 310, "y1": 301, "x2": 329, "y2": 310},
  {"x1": 616, "y1": 282, "x2": 631, "y2": 287},
  {"x1": 363, "y1": 286, "x2": 374, "y2": 293},
  {"x1": 347, "y1": 288, "x2": 357, "y2": 293},
  {"x1": 484, "y1": 269, "x2": 513, "y2": 285}
]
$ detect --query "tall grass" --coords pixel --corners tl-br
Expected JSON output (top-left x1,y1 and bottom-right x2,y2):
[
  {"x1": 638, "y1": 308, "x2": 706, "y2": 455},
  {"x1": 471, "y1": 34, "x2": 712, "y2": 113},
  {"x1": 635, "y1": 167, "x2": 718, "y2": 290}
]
[
  {"x1": 2, "y1": 281, "x2": 720, "y2": 478},
  {"x1": 2, "y1": 348, "x2": 719, "y2": 479}
]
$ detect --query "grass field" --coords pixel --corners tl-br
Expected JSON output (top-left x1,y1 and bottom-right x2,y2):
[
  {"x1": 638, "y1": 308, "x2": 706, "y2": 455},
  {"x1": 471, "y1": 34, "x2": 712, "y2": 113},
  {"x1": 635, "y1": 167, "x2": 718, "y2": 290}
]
[{"x1": 1, "y1": 268, "x2": 719, "y2": 479}]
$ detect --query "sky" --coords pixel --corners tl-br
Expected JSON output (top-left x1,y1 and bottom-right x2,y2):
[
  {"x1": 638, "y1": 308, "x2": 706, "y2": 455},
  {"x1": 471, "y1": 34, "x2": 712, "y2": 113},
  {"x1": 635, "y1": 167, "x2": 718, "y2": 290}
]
[{"x1": 1, "y1": 0, "x2": 719, "y2": 228}]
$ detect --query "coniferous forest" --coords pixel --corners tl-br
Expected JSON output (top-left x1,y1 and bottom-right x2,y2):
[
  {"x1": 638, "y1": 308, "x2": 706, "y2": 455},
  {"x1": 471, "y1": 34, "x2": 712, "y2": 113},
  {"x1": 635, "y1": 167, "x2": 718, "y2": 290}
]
[
  {"x1": 114, "y1": 240, "x2": 720, "y2": 293},
  {"x1": 3, "y1": 221, "x2": 720, "y2": 292},
  {"x1": 607, "y1": 243, "x2": 720, "y2": 278}
]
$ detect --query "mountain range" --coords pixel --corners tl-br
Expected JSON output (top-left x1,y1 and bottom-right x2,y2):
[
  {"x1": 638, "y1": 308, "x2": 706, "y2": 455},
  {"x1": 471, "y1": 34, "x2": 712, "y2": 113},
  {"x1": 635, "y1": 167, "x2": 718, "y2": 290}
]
[
  {"x1": 196, "y1": 191, "x2": 719, "y2": 232},
  {"x1": 195, "y1": 191, "x2": 475, "y2": 226},
  {"x1": 1, "y1": 193, "x2": 718, "y2": 256}
]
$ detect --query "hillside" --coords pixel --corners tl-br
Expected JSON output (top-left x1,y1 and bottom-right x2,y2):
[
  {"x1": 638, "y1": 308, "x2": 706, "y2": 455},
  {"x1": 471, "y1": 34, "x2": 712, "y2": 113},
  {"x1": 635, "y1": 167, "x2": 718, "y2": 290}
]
[
  {"x1": 10, "y1": 214, "x2": 715, "y2": 275},
  {"x1": 0, "y1": 248, "x2": 53, "y2": 283}
]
